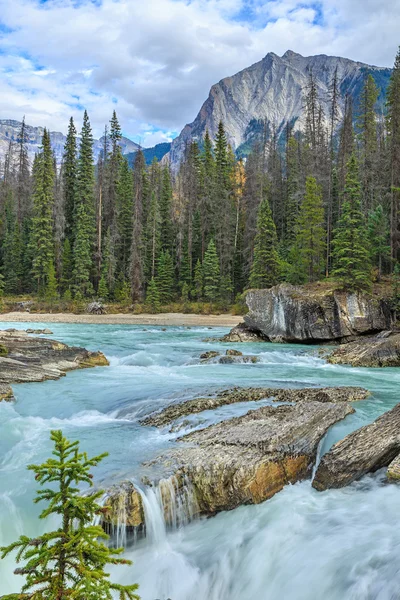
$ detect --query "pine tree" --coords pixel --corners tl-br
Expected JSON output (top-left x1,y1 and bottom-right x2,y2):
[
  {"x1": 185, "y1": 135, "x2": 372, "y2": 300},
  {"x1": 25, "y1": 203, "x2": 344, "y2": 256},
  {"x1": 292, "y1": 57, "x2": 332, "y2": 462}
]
[
  {"x1": 73, "y1": 112, "x2": 95, "y2": 297},
  {"x1": 60, "y1": 238, "x2": 73, "y2": 294},
  {"x1": 387, "y1": 46, "x2": 400, "y2": 262},
  {"x1": 332, "y1": 154, "x2": 372, "y2": 290},
  {"x1": 146, "y1": 277, "x2": 161, "y2": 313},
  {"x1": 357, "y1": 74, "x2": 379, "y2": 213},
  {"x1": 146, "y1": 191, "x2": 161, "y2": 280},
  {"x1": 31, "y1": 129, "x2": 55, "y2": 295},
  {"x1": 45, "y1": 260, "x2": 58, "y2": 302},
  {"x1": 63, "y1": 117, "x2": 78, "y2": 242},
  {"x1": 291, "y1": 176, "x2": 326, "y2": 284},
  {"x1": 130, "y1": 150, "x2": 146, "y2": 302},
  {"x1": 203, "y1": 239, "x2": 220, "y2": 301},
  {"x1": 157, "y1": 250, "x2": 174, "y2": 304},
  {"x1": 249, "y1": 194, "x2": 281, "y2": 289},
  {"x1": 117, "y1": 158, "x2": 133, "y2": 279},
  {"x1": 194, "y1": 258, "x2": 203, "y2": 300},
  {"x1": 0, "y1": 430, "x2": 139, "y2": 599},
  {"x1": 159, "y1": 164, "x2": 174, "y2": 252},
  {"x1": 367, "y1": 204, "x2": 390, "y2": 280}
]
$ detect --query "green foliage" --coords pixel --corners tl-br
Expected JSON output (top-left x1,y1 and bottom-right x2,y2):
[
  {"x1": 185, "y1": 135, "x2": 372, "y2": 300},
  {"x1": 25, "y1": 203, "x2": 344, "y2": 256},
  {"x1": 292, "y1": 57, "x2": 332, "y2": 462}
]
[
  {"x1": 157, "y1": 250, "x2": 174, "y2": 304},
  {"x1": 203, "y1": 240, "x2": 220, "y2": 301},
  {"x1": 367, "y1": 205, "x2": 390, "y2": 279},
  {"x1": 194, "y1": 259, "x2": 203, "y2": 300},
  {"x1": 249, "y1": 194, "x2": 281, "y2": 289},
  {"x1": 63, "y1": 117, "x2": 78, "y2": 242},
  {"x1": 117, "y1": 158, "x2": 133, "y2": 279},
  {"x1": 391, "y1": 262, "x2": 400, "y2": 321},
  {"x1": 290, "y1": 176, "x2": 326, "y2": 284},
  {"x1": 61, "y1": 238, "x2": 73, "y2": 294},
  {"x1": 31, "y1": 129, "x2": 55, "y2": 295},
  {"x1": 45, "y1": 261, "x2": 58, "y2": 302},
  {"x1": 73, "y1": 203, "x2": 94, "y2": 298},
  {"x1": 332, "y1": 154, "x2": 372, "y2": 290},
  {"x1": 146, "y1": 277, "x2": 161, "y2": 313},
  {"x1": 0, "y1": 430, "x2": 139, "y2": 600}
]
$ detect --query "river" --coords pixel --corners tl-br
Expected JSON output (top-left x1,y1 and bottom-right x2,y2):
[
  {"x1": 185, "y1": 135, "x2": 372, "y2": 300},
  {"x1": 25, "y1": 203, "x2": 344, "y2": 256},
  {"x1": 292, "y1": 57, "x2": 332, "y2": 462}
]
[{"x1": 0, "y1": 323, "x2": 399, "y2": 599}]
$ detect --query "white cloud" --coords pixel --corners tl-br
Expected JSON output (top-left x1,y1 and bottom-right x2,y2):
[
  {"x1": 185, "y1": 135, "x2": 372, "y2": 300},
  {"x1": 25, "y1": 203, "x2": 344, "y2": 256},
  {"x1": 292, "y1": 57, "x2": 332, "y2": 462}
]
[{"x1": 0, "y1": 0, "x2": 398, "y2": 145}]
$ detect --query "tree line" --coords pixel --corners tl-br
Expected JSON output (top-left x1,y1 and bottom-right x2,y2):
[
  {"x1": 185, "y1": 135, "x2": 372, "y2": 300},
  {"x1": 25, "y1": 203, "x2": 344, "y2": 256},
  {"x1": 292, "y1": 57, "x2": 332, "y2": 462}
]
[{"x1": 2, "y1": 48, "x2": 400, "y2": 305}]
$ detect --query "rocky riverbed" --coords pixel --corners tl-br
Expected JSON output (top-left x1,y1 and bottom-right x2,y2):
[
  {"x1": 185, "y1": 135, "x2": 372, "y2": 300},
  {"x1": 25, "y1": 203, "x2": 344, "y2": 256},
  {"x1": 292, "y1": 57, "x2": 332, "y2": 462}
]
[
  {"x1": 101, "y1": 385, "x2": 367, "y2": 537},
  {"x1": 0, "y1": 329, "x2": 109, "y2": 400}
]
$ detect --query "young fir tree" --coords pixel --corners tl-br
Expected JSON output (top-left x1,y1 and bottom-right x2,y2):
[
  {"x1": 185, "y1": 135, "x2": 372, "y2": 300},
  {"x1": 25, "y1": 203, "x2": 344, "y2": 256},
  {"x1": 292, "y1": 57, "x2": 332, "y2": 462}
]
[
  {"x1": 73, "y1": 112, "x2": 95, "y2": 298},
  {"x1": 291, "y1": 176, "x2": 326, "y2": 284},
  {"x1": 332, "y1": 154, "x2": 372, "y2": 290},
  {"x1": 203, "y1": 239, "x2": 220, "y2": 302},
  {"x1": 146, "y1": 277, "x2": 161, "y2": 313},
  {"x1": 31, "y1": 129, "x2": 56, "y2": 296},
  {"x1": 45, "y1": 260, "x2": 59, "y2": 302},
  {"x1": 194, "y1": 258, "x2": 203, "y2": 300},
  {"x1": 0, "y1": 430, "x2": 139, "y2": 600},
  {"x1": 63, "y1": 117, "x2": 78, "y2": 243},
  {"x1": 157, "y1": 250, "x2": 174, "y2": 304},
  {"x1": 249, "y1": 194, "x2": 281, "y2": 289},
  {"x1": 367, "y1": 204, "x2": 390, "y2": 280}
]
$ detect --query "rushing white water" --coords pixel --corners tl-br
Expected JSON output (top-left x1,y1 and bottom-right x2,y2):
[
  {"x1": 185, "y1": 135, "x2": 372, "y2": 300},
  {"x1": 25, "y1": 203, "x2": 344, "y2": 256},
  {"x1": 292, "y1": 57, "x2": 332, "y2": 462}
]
[{"x1": 0, "y1": 322, "x2": 400, "y2": 599}]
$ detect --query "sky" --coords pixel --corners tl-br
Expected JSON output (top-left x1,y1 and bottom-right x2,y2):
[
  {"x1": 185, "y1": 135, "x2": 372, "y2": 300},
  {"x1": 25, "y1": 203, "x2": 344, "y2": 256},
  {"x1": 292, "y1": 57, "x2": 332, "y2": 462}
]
[{"x1": 0, "y1": 0, "x2": 399, "y2": 146}]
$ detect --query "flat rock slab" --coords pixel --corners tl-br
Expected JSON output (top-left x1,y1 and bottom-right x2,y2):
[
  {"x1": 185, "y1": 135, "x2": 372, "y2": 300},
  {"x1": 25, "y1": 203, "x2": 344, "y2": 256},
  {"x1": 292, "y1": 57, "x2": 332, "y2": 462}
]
[
  {"x1": 141, "y1": 386, "x2": 368, "y2": 428},
  {"x1": 313, "y1": 403, "x2": 400, "y2": 491},
  {"x1": 0, "y1": 330, "x2": 109, "y2": 396},
  {"x1": 328, "y1": 332, "x2": 400, "y2": 367}
]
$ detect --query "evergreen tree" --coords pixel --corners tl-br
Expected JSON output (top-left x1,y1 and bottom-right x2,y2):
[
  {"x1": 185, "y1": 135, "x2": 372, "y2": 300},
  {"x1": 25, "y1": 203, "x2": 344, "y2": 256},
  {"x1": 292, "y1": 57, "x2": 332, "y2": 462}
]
[
  {"x1": 203, "y1": 239, "x2": 220, "y2": 301},
  {"x1": 60, "y1": 238, "x2": 73, "y2": 294},
  {"x1": 157, "y1": 250, "x2": 174, "y2": 304},
  {"x1": 159, "y1": 164, "x2": 174, "y2": 252},
  {"x1": 63, "y1": 117, "x2": 78, "y2": 242},
  {"x1": 73, "y1": 112, "x2": 95, "y2": 297},
  {"x1": 146, "y1": 277, "x2": 161, "y2": 313},
  {"x1": 332, "y1": 154, "x2": 372, "y2": 290},
  {"x1": 46, "y1": 260, "x2": 58, "y2": 302},
  {"x1": 0, "y1": 430, "x2": 139, "y2": 599},
  {"x1": 367, "y1": 204, "x2": 390, "y2": 280},
  {"x1": 31, "y1": 129, "x2": 55, "y2": 295},
  {"x1": 291, "y1": 176, "x2": 326, "y2": 284},
  {"x1": 249, "y1": 194, "x2": 281, "y2": 289},
  {"x1": 357, "y1": 74, "x2": 379, "y2": 213},
  {"x1": 117, "y1": 158, "x2": 133, "y2": 279},
  {"x1": 146, "y1": 191, "x2": 161, "y2": 280},
  {"x1": 387, "y1": 46, "x2": 400, "y2": 262},
  {"x1": 130, "y1": 150, "x2": 146, "y2": 302},
  {"x1": 194, "y1": 259, "x2": 203, "y2": 300}
]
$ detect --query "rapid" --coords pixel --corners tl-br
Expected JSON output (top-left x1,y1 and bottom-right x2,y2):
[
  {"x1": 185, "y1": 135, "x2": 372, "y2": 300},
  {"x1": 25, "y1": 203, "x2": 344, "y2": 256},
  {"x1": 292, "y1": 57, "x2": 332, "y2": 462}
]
[{"x1": 0, "y1": 323, "x2": 399, "y2": 600}]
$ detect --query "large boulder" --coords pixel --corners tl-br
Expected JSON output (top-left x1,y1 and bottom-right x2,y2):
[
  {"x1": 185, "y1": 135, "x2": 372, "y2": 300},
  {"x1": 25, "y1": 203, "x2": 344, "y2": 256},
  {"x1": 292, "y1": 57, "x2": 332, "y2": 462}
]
[
  {"x1": 244, "y1": 283, "x2": 392, "y2": 343},
  {"x1": 312, "y1": 403, "x2": 400, "y2": 491},
  {"x1": 328, "y1": 331, "x2": 400, "y2": 367}
]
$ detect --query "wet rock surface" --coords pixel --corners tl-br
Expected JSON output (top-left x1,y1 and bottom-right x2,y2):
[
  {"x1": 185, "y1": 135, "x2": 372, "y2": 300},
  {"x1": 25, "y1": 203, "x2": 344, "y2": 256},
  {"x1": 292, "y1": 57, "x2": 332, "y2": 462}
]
[
  {"x1": 328, "y1": 331, "x2": 400, "y2": 367},
  {"x1": 0, "y1": 330, "x2": 109, "y2": 395},
  {"x1": 104, "y1": 398, "x2": 356, "y2": 533},
  {"x1": 140, "y1": 386, "x2": 369, "y2": 428},
  {"x1": 244, "y1": 283, "x2": 392, "y2": 343},
  {"x1": 313, "y1": 403, "x2": 400, "y2": 491},
  {"x1": 220, "y1": 323, "x2": 267, "y2": 343}
]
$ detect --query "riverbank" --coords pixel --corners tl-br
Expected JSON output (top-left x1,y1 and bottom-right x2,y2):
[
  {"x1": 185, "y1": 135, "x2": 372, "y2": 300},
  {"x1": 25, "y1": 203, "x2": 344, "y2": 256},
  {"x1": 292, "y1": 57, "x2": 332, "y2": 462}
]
[{"x1": 0, "y1": 312, "x2": 243, "y2": 327}]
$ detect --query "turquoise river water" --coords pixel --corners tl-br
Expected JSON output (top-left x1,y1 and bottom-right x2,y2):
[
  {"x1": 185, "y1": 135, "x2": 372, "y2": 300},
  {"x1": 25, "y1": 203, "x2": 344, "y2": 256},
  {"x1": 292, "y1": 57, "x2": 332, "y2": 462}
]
[{"x1": 0, "y1": 323, "x2": 400, "y2": 599}]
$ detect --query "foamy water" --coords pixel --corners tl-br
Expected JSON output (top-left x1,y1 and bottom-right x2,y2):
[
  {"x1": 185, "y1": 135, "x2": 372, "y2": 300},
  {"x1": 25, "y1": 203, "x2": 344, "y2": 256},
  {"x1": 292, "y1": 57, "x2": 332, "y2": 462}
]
[{"x1": 0, "y1": 322, "x2": 399, "y2": 599}]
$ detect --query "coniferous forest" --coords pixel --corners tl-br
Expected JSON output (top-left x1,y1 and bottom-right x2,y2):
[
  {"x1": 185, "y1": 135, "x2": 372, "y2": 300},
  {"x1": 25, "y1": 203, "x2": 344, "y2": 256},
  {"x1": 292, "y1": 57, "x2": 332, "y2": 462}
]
[{"x1": 2, "y1": 48, "x2": 400, "y2": 311}]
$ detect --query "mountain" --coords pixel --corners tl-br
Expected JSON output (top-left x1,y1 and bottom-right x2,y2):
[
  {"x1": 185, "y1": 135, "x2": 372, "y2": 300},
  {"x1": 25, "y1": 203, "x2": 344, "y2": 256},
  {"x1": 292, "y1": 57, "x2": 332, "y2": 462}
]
[
  {"x1": 126, "y1": 142, "x2": 172, "y2": 167},
  {"x1": 0, "y1": 119, "x2": 141, "y2": 166},
  {"x1": 169, "y1": 50, "x2": 392, "y2": 167}
]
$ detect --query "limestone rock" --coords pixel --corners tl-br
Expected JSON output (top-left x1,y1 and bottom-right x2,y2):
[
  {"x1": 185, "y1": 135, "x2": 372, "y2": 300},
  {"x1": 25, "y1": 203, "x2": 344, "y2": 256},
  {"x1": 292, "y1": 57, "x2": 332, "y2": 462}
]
[
  {"x1": 200, "y1": 351, "x2": 220, "y2": 361},
  {"x1": 312, "y1": 403, "x2": 400, "y2": 491},
  {"x1": 387, "y1": 454, "x2": 400, "y2": 481},
  {"x1": 226, "y1": 349, "x2": 243, "y2": 356},
  {"x1": 87, "y1": 302, "x2": 107, "y2": 315},
  {"x1": 328, "y1": 332, "x2": 400, "y2": 367},
  {"x1": 0, "y1": 330, "x2": 109, "y2": 386},
  {"x1": 0, "y1": 384, "x2": 14, "y2": 402},
  {"x1": 26, "y1": 328, "x2": 54, "y2": 335},
  {"x1": 141, "y1": 386, "x2": 368, "y2": 428},
  {"x1": 101, "y1": 482, "x2": 146, "y2": 537},
  {"x1": 221, "y1": 323, "x2": 267, "y2": 343},
  {"x1": 244, "y1": 283, "x2": 392, "y2": 343}
]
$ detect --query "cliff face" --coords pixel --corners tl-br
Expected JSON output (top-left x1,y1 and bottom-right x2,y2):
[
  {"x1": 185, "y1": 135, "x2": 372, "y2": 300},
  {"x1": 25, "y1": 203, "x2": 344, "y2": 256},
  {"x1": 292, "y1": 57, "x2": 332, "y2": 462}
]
[
  {"x1": 244, "y1": 284, "x2": 392, "y2": 343},
  {"x1": 169, "y1": 50, "x2": 391, "y2": 167}
]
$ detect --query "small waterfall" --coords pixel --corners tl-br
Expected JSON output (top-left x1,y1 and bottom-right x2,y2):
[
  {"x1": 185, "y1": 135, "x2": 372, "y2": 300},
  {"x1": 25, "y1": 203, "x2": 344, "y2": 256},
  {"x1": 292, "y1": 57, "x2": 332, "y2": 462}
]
[
  {"x1": 312, "y1": 434, "x2": 327, "y2": 482},
  {"x1": 139, "y1": 475, "x2": 200, "y2": 545}
]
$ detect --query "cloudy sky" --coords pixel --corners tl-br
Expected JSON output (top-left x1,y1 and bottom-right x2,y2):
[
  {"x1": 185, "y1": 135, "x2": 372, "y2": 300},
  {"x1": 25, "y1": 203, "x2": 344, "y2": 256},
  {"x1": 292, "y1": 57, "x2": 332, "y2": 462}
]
[{"x1": 0, "y1": 0, "x2": 399, "y2": 146}]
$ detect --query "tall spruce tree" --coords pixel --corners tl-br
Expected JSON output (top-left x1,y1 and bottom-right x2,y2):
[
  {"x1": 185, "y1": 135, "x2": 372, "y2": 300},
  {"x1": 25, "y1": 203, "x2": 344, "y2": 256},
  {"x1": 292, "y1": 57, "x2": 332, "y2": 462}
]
[
  {"x1": 249, "y1": 194, "x2": 280, "y2": 289},
  {"x1": 63, "y1": 117, "x2": 78, "y2": 242},
  {"x1": 157, "y1": 250, "x2": 175, "y2": 304},
  {"x1": 387, "y1": 46, "x2": 400, "y2": 262},
  {"x1": 0, "y1": 430, "x2": 139, "y2": 599},
  {"x1": 31, "y1": 129, "x2": 55, "y2": 295},
  {"x1": 203, "y1": 239, "x2": 220, "y2": 301},
  {"x1": 291, "y1": 176, "x2": 326, "y2": 284},
  {"x1": 332, "y1": 154, "x2": 371, "y2": 290},
  {"x1": 73, "y1": 111, "x2": 95, "y2": 297}
]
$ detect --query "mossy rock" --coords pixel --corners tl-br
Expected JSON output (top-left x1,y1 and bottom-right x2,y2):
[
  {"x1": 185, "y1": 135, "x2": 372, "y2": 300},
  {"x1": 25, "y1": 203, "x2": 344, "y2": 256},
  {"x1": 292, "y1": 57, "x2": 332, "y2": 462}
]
[{"x1": 0, "y1": 344, "x2": 8, "y2": 357}]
